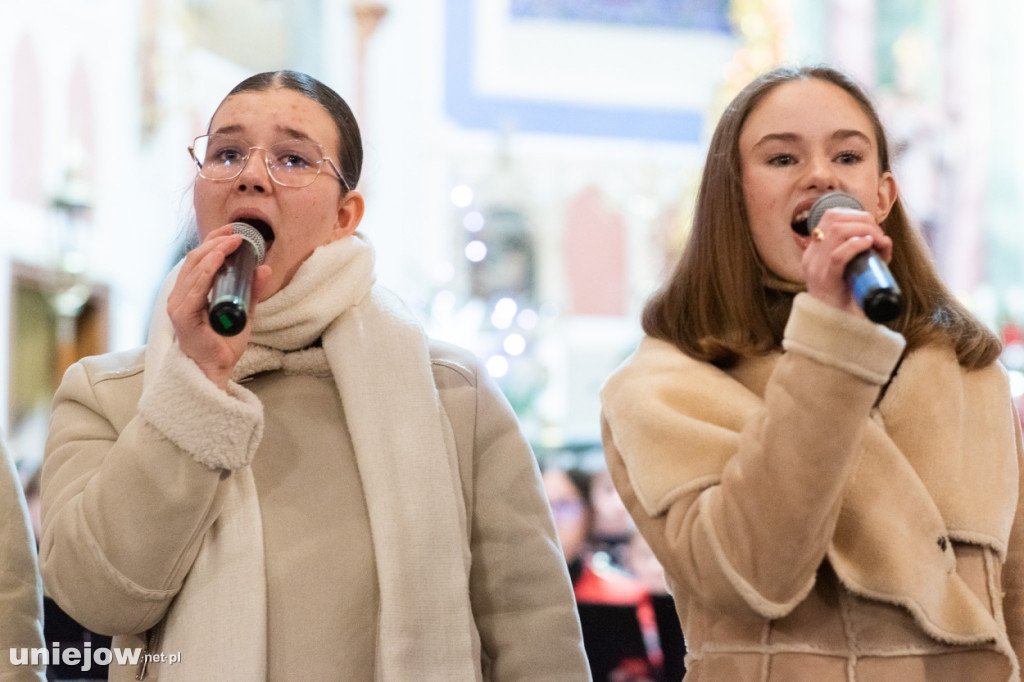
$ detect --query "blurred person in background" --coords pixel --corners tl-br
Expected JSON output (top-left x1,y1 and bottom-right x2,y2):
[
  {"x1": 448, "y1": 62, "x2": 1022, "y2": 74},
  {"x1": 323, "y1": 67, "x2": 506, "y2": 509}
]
[
  {"x1": 543, "y1": 465, "x2": 662, "y2": 682},
  {"x1": 589, "y1": 467, "x2": 636, "y2": 571},
  {"x1": 39, "y1": 70, "x2": 588, "y2": 681},
  {"x1": 624, "y1": 531, "x2": 687, "y2": 682},
  {"x1": 601, "y1": 64, "x2": 1024, "y2": 680}
]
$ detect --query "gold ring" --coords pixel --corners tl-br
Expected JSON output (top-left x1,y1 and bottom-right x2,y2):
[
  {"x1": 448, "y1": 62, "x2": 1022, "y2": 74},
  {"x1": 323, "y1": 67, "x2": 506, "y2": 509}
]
[{"x1": 811, "y1": 227, "x2": 825, "y2": 242}]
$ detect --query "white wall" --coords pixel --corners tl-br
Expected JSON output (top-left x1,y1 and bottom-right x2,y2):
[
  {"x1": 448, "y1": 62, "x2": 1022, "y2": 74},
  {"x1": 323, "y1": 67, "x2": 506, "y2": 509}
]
[{"x1": 11, "y1": 1, "x2": 1019, "y2": 449}]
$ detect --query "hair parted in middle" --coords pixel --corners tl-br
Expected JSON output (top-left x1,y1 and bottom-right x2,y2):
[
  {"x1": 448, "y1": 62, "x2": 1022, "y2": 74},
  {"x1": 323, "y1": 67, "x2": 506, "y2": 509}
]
[{"x1": 642, "y1": 64, "x2": 1000, "y2": 370}]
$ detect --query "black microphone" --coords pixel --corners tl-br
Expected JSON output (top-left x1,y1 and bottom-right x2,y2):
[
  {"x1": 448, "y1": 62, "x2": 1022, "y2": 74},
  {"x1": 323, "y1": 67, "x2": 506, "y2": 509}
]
[
  {"x1": 807, "y1": 191, "x2": 902, "y2": 324},
  {"x1": 208, "y1": 222, "x2": 266, "y2": 336}
]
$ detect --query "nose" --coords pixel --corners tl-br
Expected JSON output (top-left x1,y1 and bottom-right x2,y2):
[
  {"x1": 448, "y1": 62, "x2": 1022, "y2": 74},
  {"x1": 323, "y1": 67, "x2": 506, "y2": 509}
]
[
  {"x1": 234, "y1": 149, "x2": 272, "y2": 194},
  {"x1": 803, "y1": 153, "x2": 839, "y2": 191}
]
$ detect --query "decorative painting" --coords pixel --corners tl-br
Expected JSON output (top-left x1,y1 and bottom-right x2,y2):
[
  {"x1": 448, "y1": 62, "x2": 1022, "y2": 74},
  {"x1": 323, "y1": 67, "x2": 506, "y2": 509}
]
[{"x1": 509, "y1": 0, "x2": 732, "y2": 33}]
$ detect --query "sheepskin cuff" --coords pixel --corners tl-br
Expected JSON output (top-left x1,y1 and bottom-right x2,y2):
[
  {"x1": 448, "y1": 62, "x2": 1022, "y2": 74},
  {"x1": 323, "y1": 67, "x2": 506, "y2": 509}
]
[
  {"x1": 138, "y1": 343, "x2": 264, "y2": 470},
  {"x1": 783, "y1": 293, "x2": 906, "y2": 385}
]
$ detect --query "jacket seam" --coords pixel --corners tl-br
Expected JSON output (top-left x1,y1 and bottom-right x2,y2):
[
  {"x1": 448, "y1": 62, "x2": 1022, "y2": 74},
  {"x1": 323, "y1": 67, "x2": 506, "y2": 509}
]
[
  {"x1": 431, "y1": 357, "x2": 476, "y2": 386},
  {"x1": 699, "y1": 491, "x2": 816, "y2": 619}
]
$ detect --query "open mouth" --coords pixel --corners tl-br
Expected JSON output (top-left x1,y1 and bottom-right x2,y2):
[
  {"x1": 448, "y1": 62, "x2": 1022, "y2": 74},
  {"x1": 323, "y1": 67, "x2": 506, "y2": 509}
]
[
  {"x1": 791, "y1": 208, "x2": 811, "y2": 237},
  {"x1": 235, "y1": 217, "x2": 275, "y2": 249}
]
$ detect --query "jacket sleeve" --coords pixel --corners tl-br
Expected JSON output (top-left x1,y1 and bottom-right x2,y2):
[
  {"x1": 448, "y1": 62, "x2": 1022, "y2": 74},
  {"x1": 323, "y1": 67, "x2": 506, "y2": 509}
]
[
  {"x1": 0, "y1": 434, "x2": 46, "y2": 682},
  {"x1": 1003, "y1": 405, "x2": 1024, "y2": 662},
  {"x1": 39, "y1": 345, "x2": 262, "y2": 636},
  {"x1": 601, "y1": 294, "x2": 905, "y2": 620},
  {"x1": 460, "y1": 362, "x2": 591, "y2": 681}
]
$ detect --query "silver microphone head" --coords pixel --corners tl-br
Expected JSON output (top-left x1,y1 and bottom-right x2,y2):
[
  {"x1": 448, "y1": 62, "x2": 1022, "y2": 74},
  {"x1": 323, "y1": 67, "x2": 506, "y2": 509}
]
[
  {"x1": 807, "y1": 191, "x2": 863, "y2": 232},
  {"x1": 231, "y1": 222, "x2": 267, "y2": 265}
]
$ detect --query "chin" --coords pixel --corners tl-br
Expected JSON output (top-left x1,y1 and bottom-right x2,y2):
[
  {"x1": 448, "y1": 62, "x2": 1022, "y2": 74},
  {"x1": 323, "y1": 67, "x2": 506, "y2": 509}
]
[{"x1": 764, "y1": 264, "x2": 805, "y2": 289}]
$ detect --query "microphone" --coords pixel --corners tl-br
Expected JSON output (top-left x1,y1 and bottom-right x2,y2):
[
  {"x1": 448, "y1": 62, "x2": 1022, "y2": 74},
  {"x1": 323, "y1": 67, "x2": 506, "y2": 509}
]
[
  {"x1": 807, "y1": 191, "x2": 902, "y2": 324},
  {"x1": 208, "y1": 221, "x2": 266, "y2": 336}
]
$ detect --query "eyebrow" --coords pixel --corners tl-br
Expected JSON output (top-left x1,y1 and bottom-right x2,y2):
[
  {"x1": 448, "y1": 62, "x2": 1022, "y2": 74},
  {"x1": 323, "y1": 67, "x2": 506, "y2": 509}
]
[
  {"x1": 751, "y1": 129, "x2": 872, "y2": 150},
  {"x1": 210, "y1": 124, "x2": 317, "y2": 143}
]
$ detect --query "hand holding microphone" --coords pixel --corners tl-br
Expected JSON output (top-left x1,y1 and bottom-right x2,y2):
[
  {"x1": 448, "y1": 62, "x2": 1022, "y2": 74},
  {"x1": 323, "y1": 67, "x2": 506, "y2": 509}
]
[
  {"x1": 807, "y1": 192, "x2": 902, "y2": 324},
  {"x1": 208, "y1": 221, "x2": 267, "y2": 336}
]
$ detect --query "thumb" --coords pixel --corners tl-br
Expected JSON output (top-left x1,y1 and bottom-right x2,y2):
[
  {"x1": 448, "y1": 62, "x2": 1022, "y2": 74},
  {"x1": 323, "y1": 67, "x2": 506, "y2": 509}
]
[{"x1": 252, "y1": 264, "x2": 274, "y2": 303}]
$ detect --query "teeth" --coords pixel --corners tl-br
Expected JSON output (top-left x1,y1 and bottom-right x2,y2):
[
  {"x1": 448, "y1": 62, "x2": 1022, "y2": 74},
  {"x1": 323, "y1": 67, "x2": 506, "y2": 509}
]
[{"x1": 790, "y1": 208, "x2": 811, "y2": 236}]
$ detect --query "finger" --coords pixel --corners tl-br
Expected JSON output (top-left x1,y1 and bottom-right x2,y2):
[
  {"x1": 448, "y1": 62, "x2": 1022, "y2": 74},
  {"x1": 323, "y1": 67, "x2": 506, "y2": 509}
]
[
  {"x1": 203, "y1": 223, "x2": 239, "y2": 240},
  {"x1": 168, "y1": 244, "x2": 236, "y2": 324},
  {"x1": 813, "y1": 213, "x2": 888, "y2": 254},
  {"x1": 180, "y1": 231, "x2": 244, "y2": 281},
  {"x1": 251, "y1": 264, "x2": 274, "y2": 303},
  {"x1": 830, "y1": 235, "x2": 877, "y2": 272},
  {"x1": 816, "y1": 207, "x2": 879, "y2": 232},
  {"x1": 869, "y1": 234, "x2": 894, "y2": 263},
  {"x1": 824, "y1": 206, "x2": 868, "y2": 220}
]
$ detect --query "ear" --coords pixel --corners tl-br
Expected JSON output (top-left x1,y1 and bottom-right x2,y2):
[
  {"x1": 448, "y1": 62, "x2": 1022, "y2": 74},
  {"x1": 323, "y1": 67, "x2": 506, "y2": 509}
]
[
  {"x1": 874, "y1": 171, "x2": 898, "y2": 223},
  {"x1": 333, "y1": 190, "x2": 365, "y2": 239}
]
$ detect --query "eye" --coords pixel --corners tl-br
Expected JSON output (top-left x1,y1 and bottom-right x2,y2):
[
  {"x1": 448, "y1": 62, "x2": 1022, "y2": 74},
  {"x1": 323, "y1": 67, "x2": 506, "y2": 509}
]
[
  {"x1": 220, "y1": 149, "x2": 245, "y2": 165},
  {"x1": 209, "y1": 142, "x2": 247, "y2": 166},
  {"x1": 277, "y1": 152, "x2": 312, "y2": 169},
  {"x1": 767, "y1": 153, "x2": 796, "y2": 167},
  {"x1": 835, "y1": 150, "x2": 864, "y2": 164},
  {"x1": 270, "y1": 141, "x2": 319, "y2": 171}
]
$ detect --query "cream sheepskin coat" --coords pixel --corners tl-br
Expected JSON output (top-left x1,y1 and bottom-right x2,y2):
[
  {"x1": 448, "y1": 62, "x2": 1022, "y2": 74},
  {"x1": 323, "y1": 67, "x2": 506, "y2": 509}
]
[
  {"x1": 0, "y1": 435, "x2": 45, "y2": 682},
  {"x1": 41, "y1": 236, "x2": 588, "y2": 681},
  {"x1": 602, "y1": 294, "x2": 1024, "y2": 681},
  {"x1": 40, "y1": 339, "x2": 589, "y2": 681}
]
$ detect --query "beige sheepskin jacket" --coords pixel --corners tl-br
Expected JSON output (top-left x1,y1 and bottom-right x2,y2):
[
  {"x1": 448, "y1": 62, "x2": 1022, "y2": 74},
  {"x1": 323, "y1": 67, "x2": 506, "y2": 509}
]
[
  {"x1": 602, "y1": 294, "x2": 1024, "y2": 681},
  {"x1": 40, "y1": 340, "x2": 588, "y2": 681},
  {"x1": 0, "y1": 435, "x2": 45, "y2": 682}
]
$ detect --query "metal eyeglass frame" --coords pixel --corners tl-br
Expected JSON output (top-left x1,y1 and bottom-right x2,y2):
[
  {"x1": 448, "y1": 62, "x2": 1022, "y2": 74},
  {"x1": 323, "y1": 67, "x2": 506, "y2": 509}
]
[{"x1": 188, "y1": 135, "x2": 351, "y2": 192}]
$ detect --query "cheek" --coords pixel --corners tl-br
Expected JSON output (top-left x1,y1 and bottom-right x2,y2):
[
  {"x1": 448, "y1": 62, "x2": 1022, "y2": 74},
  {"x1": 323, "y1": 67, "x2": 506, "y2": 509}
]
[
  {"x1": 192, "y1": 184, "x2": 221, "y2": 238},
  {"x1": 291, "y1": 192, "x2": 343, "y2": 236},
  {"x1": 747, "y1": 215, "x2": 774, "y2": 259},
  {"x1": 741, "y1": 170, "x2": 772, "y2": 220}
]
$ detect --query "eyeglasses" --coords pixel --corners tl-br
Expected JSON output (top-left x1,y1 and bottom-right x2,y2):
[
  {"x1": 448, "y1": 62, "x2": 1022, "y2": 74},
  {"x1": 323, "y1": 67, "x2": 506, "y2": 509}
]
[
  {"x1": 189, "y1": 134, "x2": 349, "y2": 190},
  {"x1": 549, "y1": 499, "x2": 586, "y2": 521}
]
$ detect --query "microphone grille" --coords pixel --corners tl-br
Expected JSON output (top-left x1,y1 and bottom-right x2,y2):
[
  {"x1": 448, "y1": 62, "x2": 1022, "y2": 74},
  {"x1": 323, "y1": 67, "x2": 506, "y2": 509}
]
[
  {"x1": 807, "y1": 191, "x2": 863, "y2": 231},
  {"x1": 231, "y1": 222, "x2": 267, "y2": 265}
]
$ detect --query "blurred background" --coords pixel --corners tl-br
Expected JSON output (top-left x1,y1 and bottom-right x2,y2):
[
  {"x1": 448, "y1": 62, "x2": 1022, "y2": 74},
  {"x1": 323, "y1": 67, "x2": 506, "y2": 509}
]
[{"x1": 3, "y1": 0, "x2": 1024, "y2": 474}]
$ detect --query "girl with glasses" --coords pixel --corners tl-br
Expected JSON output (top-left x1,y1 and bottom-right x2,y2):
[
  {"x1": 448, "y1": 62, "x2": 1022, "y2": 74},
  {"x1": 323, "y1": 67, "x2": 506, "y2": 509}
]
[{"x1": 39, "y1": 70, "x2": 589, "y2": 681}]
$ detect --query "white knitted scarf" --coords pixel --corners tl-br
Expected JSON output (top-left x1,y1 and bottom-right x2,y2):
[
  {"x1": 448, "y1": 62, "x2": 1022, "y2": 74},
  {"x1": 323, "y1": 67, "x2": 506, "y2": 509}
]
[{"x1": 142, "y1": 233, "x2": 478, "y2": 680}]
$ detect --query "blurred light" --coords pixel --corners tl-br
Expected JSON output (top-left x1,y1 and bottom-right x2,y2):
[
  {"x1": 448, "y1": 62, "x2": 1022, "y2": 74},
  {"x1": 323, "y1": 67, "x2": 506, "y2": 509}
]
[
  {"x1": 486, "y1": 354, "x2": 509, "y2": 378},
  {"x1": 465, "y1": 240, "x2": 487, "y2": 262},
  {"x1": 450, "y1": 184, "x2": 474, "y2": 208},
  {"x1": 539, "y1": 425, "x2": 564, "y2": 448},
  {"x1": 516, "y1": 308, "x2": 539, "y2": 330},
  {"x1": 1010, "y1": 370, "x2": 1024, "y2": 399},
  {"x1": 491, "y1": 297, "x2": 518, "y2": 329},
  {"x1": 61, "y1": 251, "x2": 88, "y2": 274},
  {"x1": 740, "y1": 14, "x2": 766, "y2": 38},
  {"x1": 503, "y1": 333, "x2": 526, "y2": 356},
  {"x1": 1005, "y1": 344, "x2": 1024, "y2": 372},
  {"x1": 628, "y1": 196, "x2": 658, "y2": 220},
  {"x1": 539, "y1": 301, "x2": 561, "y2": 318},
  {"x1": 431, "y1": 261, "x2": 455, "y2": 282},
  {"x1": 463, "y1": 211, "x2": 485, "y2": 232},
  {"x1": 432, "y1": 289, "x2": 457, "y2": 314},
  {"x1": 1007, "y1": 286, "x2": 1024, "y2": 320}
]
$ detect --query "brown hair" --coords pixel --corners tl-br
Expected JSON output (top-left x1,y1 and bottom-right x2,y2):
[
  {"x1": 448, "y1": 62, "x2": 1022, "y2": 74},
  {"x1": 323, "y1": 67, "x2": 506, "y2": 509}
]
[{"x1": 642, "y1": 64, "x2": 1000, "y2": 370}]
